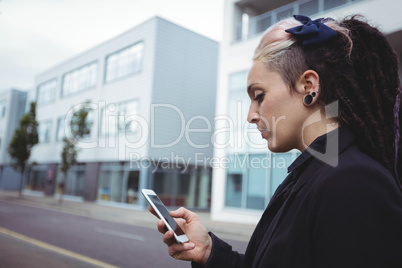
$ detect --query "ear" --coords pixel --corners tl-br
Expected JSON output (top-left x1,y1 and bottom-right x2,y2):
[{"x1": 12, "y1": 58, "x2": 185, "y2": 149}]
[{"x1": 300, "y1": 70, "x2": 320, "y2": 106}]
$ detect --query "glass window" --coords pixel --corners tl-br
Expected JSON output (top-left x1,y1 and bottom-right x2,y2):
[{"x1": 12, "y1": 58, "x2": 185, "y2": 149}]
[
  {"x1": 110, "y1": 170, "x2": 124, "y2": 202},
  {"x1": 255, "y1": 14, "x2": 272, "y2": 36},
  {"x1": 299, "y1": 0, "x2": 319, "y2": 17},
  {"x1": 0, "y1": 99, "x2": 6, "y2": 118},
  {"x1": 225, "y1": 153, "x2": 245, "y2": 208},
  {"x1": 105, "y1": 42, "x2": 144, "y2": 83},
  {"x1": 276, "y1": 7, "x2": 293, "y2": 21},
  {"x1": 126, "y1": 171, "x2": 140, "y2": 204},
  {"x1": 229, "y1": 70, "x2": 248, "y2": 92},
  {"x1": 153, "y1": 172, "x2": 174, "y2": 206},
  {"x1": 64, "y1": 166, "x2": 85, "y2": 197},
  {"x1": 225, "y1": 174, "x2": 243, "y2": 208},
  {"x1": 70, "y1": 109, "x2": 94, "y2": 139},
  {"x1": 324, "y1": 0, "x2": 347, "y2": 11},
  {"x1": 25, "y1": 165, "x2": 47, "y2": 191},
  {"x1": 225, "y1": 152, "x2": 298, "y2": 210},
  {"x1": 38, "y1": 120, "x2": 52, "y2": 143},
  {"x1": 56, "y1": 117, "x2": 65, "y2": 141},
  {"x1": 98, "y1": 168, "x2": 124, "y2": 202},
  {"x1": 101, "y1": 99, "x2": 139, "y2": 135},
  {"x1": 97, "y1": 163, "x2": 140, "y2": 204},
  {"x1": 118, "y1": 100, "x2": 138, "y2": 133},
  {"x1": 247, "y1": 154, "x2": 267, "y2": 210},
  {"x1": 37, "y1": 79, "x2": 57, "y2": 105},
  {"x1": 98, "y1": 170, "x2": 111, "y2": 201},
  {"x1": 62, "y1": 62, "x2": 97, "y2": 97},
  {"x1": 152, "y1": 170, "x2": 197, "y2": 208},
  {"x1": 228, "y1": 71, "x2": 250, "y2": 150}
]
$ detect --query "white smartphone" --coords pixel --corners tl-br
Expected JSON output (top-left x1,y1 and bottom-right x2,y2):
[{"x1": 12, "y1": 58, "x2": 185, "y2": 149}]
[{"x1": 142, "y1": 189, "x2": 189, "y2": 244}]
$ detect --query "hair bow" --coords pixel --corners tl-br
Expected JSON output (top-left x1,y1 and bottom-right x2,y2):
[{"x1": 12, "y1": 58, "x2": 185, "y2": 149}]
[{"x1": 285, "y1": 15, "x2": 338, "y2": 46}]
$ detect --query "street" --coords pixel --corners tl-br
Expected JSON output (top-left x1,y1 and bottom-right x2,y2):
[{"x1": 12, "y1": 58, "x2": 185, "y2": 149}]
[{"x1": 0, "y1": 199, "x2": 248, "y2": 267}]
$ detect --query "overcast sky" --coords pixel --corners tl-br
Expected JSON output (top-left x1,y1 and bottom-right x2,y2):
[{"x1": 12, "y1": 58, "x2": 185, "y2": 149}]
[{"x1": 0, "y1": 0, "x2": 224, "y2": 91}]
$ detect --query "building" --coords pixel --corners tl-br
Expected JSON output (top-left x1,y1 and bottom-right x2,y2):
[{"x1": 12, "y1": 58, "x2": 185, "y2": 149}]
[
  {"x1": 27, "y1": 16, "x2": 218, "y2": 209},
  {"x1": 212, "y1": 0, "x2": 402, "y2": 224},
  {"x1": 0, "y1": 88, "x2": 28, "y2": 190}
]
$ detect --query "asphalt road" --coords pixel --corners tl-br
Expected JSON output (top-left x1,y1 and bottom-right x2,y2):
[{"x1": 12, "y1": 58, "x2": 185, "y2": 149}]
[{"x1": 0, "y1": 200, "x2": 248, "y2": 267}]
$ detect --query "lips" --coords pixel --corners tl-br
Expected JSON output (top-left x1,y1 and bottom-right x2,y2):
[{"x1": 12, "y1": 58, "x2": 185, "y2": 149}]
[{"x1": 258, "y1": 128, "x2": 268, "y2": 139}]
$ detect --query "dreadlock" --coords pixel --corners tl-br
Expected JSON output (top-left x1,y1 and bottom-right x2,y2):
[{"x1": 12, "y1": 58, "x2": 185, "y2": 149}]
[
  {"x1": 254, "y1": 15, "x2": 402, "y2": 187},
  {"x1": 304, "y1": 15, "x2": 402, "y2": 186}
]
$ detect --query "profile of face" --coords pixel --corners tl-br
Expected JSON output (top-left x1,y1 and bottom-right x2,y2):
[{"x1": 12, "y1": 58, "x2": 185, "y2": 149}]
[{"x1": 247, "y1": 61, "x2": 316, "y2": 152}]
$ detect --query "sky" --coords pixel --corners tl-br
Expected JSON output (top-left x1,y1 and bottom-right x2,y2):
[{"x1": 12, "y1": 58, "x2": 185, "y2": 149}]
[{"x1": 0, "y1": 0, "x2": 224, "y2": 91}]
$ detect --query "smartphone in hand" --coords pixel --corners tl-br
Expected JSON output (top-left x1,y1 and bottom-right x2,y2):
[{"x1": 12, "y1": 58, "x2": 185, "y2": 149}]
[{"x1": 142, "y1": 189, "x2": 189, "y2": 243}]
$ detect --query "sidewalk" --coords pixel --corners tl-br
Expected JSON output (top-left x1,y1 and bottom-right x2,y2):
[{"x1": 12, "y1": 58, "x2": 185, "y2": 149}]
[{"x1": 0, "y1": 190, "x2": 256, "y2": 242}]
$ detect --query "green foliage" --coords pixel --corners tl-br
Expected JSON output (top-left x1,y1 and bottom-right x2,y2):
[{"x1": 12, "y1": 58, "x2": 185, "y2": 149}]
[
  {"x1": 60, "y1": 100, "x2": 92, "y2": 178},
  {"x1": 8, "y1": 102, "x2": 39, "y2": 198},
  {"x1": 69, "y1": 101, "x2": 92, "y2": 139},
  {"x1": 60, "y1": 137, "x2": 77, "y2": 176},
  {"x1": 8, "y1": 102, "x2": 39, "y2": 172}
]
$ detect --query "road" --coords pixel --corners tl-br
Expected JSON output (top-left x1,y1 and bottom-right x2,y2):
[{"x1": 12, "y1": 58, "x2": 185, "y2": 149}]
[{"x1": 0, "y1": 200, "x2": 248, "y2": 267}]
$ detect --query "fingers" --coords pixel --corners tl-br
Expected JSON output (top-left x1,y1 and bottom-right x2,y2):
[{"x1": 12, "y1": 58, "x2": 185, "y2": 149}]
[
  {"x1": 168, "y1": 242, "x2": 195, "y2": 259},
  {"x1": 148, "y1": 205, "x2": 160, "y2": 219},
  {"x1": 162, "y1": 230, "x2": 176, "y2": 246},
  {"x1": 157, "y1": 219, "x2": 168, "y2": 234},
  {"x1": 170, "y1": 207, "x2": 199, "y2": 223}
]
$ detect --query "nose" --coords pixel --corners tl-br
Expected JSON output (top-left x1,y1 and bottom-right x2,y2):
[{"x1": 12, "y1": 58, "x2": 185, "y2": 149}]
[{"x1": 247, "y1": 104, "x2": 260, "y2": 124}]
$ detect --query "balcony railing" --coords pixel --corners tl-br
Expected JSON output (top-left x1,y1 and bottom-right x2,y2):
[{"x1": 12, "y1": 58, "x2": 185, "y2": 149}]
[{"x1": 235, "y1": 0, "x2": 362, "y2": 42}]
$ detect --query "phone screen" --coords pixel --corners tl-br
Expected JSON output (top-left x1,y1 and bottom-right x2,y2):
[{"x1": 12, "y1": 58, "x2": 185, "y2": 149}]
[{"x1": 149, "y1": 194, "x2": 185, "y2": 236}]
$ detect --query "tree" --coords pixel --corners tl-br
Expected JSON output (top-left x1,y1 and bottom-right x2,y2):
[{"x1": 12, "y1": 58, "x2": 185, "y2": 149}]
[
  {"x1": 59, "y1": 100, "x2": 92, "y2": 203},
  {"x1": 8, "y1": 102, "x2": 39, "y2": 198}
]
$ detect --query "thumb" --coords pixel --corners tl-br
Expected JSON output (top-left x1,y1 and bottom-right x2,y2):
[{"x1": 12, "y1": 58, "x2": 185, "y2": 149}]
[{"x1": 170, "y1": 207, "x2": 198, "y2": 223}]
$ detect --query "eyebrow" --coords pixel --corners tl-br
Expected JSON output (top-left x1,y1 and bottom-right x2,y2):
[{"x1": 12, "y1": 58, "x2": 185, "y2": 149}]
[{"x1": 247, "y1": 83, "x2": 260, "y2": 95}]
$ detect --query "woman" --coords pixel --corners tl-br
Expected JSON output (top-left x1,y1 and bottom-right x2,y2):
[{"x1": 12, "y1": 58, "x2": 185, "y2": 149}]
[{"x1": 150, "y1": 15, "x2": 402, "y2": 267}]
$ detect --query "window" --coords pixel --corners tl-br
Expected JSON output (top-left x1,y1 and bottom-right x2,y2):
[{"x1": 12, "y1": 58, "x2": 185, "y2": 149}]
[
  {"x1": 70, "y1": 109, "x2": 94, "y2": 139},
  {"x1": 56, "y1": 117, "x2": 65, "y2": 141},
  {"x1": 38, "y1": 120, "x2": 52, "y2": 143},
  {"x1": 25, "y1": 165, "x2": 47, "y2": 191},
  {"x1": 62, "y1": 62, "x2": 97, "y2": 97},
  {"x1": 228, "y1": 71, "x2": 251, "y2": 151},
  {"x1": 299, "y1": 0, "x2": 319, "y2": 16},
  {"x1": 0, "y1": 99, "x2": 6, "y2": 118},
  {"x1": 97, "y1": 162, "x2": 141, "y2": 204},
  {"x1": 241, "y1": 0, "x2": 361, "y2": 41},
  {"x1": 225, "y1": 174, "x2": 243, "y2": 207},
  {"x1": 117, "y1": 100, "x2": 138, "y2": 132},
  {"x1": 105, "y1": 42, "x2": 144, "y2": 83},
  {"x1": 100, "y1": 99, "x2": 139, "y2": 134},
  {"x1": 324, "y1": 0, "x2": 348, "y2": 11},
  {"x1": 64, "y1": 165, "x2": 85, "y2": 197},
  {"x1": 225, "y1": 152, "x2": 298, "y2": 210},
  {"x1": 37, "y1": 79, "x2": 57, "y2": 104},
  {"x1": 229, "y1": 71, "x2": 248, "y2": 92}
]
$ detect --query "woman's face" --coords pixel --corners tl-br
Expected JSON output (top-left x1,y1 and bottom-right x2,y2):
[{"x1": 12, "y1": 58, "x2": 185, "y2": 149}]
[{"x1": 247, "y1": 61, "x2": 308, "y2": 152}]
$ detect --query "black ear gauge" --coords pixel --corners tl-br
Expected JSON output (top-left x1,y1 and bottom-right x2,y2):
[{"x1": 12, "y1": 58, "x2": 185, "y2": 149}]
[{"x1": 304, "y1": 94, "x2": 313, "y2": 105}]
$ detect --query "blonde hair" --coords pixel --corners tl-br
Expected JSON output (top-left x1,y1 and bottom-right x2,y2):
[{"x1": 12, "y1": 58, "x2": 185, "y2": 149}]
[
  {"x1": 252, "y1": 15, "x2": 402, "y2": 183},
  {"x1": 252, "y1": 17, "x2": 352, "y2": 92}
]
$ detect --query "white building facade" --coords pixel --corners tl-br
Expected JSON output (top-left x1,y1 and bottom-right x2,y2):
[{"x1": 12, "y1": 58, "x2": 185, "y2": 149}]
[
  {"x1": 28, "y1": 17, "x2": 218, "y2": 209},
  {"x1": 212, "y1": 0, "x2": 402, "y2": 224},
  {"x1": 0, "y1": 88, "x2": 27, "y2": 190}
]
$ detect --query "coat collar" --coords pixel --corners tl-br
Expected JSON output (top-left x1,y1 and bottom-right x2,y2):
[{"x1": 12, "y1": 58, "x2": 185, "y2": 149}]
[
  {"x1": 288, "y1": 127, "x2": 356, "y2": 173},
  {"x1": 250, "y1": 128, "x2": 357, "y2": 267}
]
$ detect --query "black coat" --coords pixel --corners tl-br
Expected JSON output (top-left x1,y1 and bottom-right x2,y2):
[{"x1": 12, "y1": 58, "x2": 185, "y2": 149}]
[{"x1": 193, "y1": 128, "x2": 402, "y2": 268}]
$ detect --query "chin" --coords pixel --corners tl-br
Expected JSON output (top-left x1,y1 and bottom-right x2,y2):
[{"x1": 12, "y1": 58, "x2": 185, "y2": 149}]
[{"x1": 268, "y1": 141, "x2": 291, "y2": 153}]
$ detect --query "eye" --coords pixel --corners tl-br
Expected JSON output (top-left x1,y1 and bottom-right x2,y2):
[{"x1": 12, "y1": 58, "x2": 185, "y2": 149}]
[{"x1": 254, "y1": 92, "x2": 265, "y2": 103}]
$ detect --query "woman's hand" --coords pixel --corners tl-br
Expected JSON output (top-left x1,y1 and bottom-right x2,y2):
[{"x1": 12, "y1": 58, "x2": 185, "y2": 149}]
[{"x1": 149, "y1": 206, "x2": 212, "y2": 265}]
